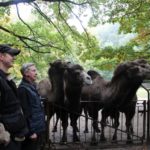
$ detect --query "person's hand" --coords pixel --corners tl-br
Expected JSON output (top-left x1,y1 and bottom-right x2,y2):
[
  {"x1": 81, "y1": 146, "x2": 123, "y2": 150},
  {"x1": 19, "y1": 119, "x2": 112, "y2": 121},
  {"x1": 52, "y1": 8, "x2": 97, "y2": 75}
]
[
  {"x1": 29, "y1": 133, "x2": 37, "y2": 140},
  {"x1": 0, "y1": 123, "x2": 10, "y2": 145}
]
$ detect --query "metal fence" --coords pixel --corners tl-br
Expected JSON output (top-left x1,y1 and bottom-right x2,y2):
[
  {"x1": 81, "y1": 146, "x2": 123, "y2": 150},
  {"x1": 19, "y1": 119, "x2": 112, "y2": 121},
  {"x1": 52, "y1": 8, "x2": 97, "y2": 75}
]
[
  {"x1": 42, "y1": 99, "x2": 147, "y2": 150},
  {"x1": 40, "y1": 82, "x2": 150, "y2": 149}
]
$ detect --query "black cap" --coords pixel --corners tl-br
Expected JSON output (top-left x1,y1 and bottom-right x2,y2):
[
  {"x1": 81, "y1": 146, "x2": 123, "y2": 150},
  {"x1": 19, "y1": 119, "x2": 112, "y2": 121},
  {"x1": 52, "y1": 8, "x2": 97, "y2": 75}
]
[{"x1": 0, "y1": 44, "x2": 20, "y2": 56}]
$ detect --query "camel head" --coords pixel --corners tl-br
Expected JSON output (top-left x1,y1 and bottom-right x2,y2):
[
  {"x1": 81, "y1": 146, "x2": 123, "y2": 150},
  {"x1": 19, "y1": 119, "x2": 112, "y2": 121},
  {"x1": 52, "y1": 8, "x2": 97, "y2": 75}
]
[
  {"x1": 65, "y1": 64, "x2": 92, "y2": 85},
  {"x1": 87, "y1": 70, "x2": 103, "y2": 80},
  {"x1": 48, "y1": 59, "x2": 72, "y2": 78},
  {"x1": 37, "y1": 78, "x2": 51, "y2": 99},
  {"x1": 49, "y1": 59, "x2": 67, "y2": 70},
  {"x1": 113, "y1": 59, "x2": 150, "y2": 82}
]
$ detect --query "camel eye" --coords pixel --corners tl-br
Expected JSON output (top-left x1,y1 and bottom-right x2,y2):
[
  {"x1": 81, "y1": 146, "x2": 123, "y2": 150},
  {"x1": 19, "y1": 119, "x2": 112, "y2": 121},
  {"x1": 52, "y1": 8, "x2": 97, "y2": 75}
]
[
  {"x1": 141, "y1": 65, "x2": 145, "y2": 68},
  {"x1": 75, "y1": 70, "x2": 81, "y2": 76}
]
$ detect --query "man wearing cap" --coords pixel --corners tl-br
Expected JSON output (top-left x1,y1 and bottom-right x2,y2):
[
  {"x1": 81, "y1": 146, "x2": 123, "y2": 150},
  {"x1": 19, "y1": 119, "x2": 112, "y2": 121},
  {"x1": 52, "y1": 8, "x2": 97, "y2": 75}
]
[
  {"x1": 0, "y1": 44, "x2": 28, "y2": 150},
  {"x1": 18, "y1": 63, "x2": 45, "y2": 150}
]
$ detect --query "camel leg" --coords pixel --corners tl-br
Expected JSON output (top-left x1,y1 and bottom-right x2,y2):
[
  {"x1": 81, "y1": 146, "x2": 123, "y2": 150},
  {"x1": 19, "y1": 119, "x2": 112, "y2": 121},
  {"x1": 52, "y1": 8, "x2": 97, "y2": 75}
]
[
  {"x1": 70, "y1": 113, "x2": 80, "y2": 142},
  {"x1": 88, "y1": 108, "x2": 99, "y2": 145},
  {"x1": 100, "y1": 109, "x2": 108, "y2": 142},
  {"x1": 45, "y1": 102, "x2": 54, "y2": 145},
  {"x1": 125, "y1": 113, "x2": 134, "y2": 144},
  {"x1": 91, "y1": 108, "x2": 100, "y2": 133},
  {"x1": 130, "y1": 123, "x2": 134, "y2": 134},
  {"x1": 52, "y1": 113, "x2": 59, "y2": 132},
  {"x1": 124, "y1": 101, "x2": 136, "y2": 143},
  {"x1": 61, "y1": 125, "x2": 68, "y2": 143},
  {"x1": 60, "y1": 112, "x2": 68, "y2": 143},
  {"x1": 125, "y1": 120, "x2": 132, "y2": 143},
  {"x1": 112, "y1": 111, "x2": 120, "y2": 142},
  {"x1": 93, "y1": 120, "x2": 100, "y2": 133},
  {"x1": 83, "y1": 107, "x2": 89, "y2": 133}
]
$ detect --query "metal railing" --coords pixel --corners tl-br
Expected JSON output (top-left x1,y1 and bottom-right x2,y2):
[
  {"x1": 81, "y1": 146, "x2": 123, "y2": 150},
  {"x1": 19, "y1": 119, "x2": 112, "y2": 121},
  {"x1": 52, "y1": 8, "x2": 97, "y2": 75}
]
[{"x1": 43, "y1": 99, "x2": 147, "y2": 149}]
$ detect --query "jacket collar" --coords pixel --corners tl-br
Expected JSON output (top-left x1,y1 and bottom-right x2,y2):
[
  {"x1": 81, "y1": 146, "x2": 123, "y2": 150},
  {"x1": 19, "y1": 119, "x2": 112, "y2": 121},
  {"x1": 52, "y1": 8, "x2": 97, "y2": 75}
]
[
  {"x1": 21, "y1": 78, "x2": 37, "y2": 90},
  {"x1": 0, "y1": 69, "x2": 9, "y2": 79}
]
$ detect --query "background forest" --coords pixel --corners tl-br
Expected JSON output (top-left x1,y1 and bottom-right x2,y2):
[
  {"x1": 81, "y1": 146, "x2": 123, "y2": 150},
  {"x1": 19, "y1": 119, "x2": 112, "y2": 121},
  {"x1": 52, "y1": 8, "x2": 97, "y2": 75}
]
[{"x1": 0, "y1": 0, "x2": 150, "y2": 81}]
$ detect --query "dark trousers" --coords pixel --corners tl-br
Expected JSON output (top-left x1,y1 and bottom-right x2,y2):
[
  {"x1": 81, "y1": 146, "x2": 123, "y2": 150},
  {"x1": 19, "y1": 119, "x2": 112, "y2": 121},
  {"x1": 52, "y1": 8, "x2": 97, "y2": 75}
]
[
  {"x1": 21, "y1": 133, "x2": 45, "y2": 150},
  {"x1": 0, "y1": 140, "x2": 21, "y2": 150},
  {"x1": 21, "y1": 138, "x2": 39, "y2": 150}
]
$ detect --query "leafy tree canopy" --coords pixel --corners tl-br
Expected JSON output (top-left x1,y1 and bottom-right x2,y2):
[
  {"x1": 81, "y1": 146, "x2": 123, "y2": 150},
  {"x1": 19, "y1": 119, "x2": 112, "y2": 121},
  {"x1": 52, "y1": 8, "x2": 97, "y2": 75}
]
[{"x1": 0, "y1": 0, "x2": 150, "y2": 80}]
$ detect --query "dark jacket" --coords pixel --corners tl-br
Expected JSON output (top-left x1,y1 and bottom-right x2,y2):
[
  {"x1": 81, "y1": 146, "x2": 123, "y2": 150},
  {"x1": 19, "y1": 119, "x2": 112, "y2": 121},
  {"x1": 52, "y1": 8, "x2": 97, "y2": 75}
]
[
  {"x1": 18, "y1": 78, "x2": 45, "y2": 136},
  {"x1": 0, "y1": 70, "x2": 28, "y2": 137}
]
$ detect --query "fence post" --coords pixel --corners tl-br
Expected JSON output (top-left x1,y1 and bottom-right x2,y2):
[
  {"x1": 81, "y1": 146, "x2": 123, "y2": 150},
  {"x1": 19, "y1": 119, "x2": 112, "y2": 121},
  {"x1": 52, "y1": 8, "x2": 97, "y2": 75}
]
[
  {"x1": 147, "y1": 92, "x2": 150, "y2": 143},
  {"x1": 141, "y1": 82, "x2": 150, "y2": 143}
]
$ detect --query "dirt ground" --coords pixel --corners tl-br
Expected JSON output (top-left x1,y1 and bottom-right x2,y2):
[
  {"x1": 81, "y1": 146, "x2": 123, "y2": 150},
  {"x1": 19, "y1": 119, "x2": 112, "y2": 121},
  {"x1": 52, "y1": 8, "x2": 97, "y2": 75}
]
[{"x1": 46, "y1": 143, "x2": 148, "y2": 150}]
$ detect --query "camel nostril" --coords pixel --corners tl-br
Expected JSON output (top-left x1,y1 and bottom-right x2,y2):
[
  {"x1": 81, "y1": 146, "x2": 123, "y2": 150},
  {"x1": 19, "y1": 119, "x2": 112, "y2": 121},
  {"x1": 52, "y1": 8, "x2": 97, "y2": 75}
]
[
  {"x1": 86, "y1": 76, "x2": 92, "y2": 81},
  {"x1": 87, "y1": 77, "x2": 91, "y2": 80}
]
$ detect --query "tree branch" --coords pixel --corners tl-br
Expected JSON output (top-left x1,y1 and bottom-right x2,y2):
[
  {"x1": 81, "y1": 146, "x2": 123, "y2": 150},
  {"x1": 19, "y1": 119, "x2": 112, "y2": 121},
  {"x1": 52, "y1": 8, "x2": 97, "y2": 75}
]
[
  {"x1": 32, "y1": 2, "x2": 70, "y2": 49},
  {"x1": 65, "y1": 2, "x2": 90, "y2": 42},
  {"x1": 0, "y1": 25, "x2": 65, "y2": 52},
  {"x1": 16, "y1": 4, "x2": 36, "y2": 37},
  {"x1": 0, "y1": 0, "x2": 35, "y2": 7},
  {"x1": 0, "y1": 0, "x2": 88, "y2": 7}
]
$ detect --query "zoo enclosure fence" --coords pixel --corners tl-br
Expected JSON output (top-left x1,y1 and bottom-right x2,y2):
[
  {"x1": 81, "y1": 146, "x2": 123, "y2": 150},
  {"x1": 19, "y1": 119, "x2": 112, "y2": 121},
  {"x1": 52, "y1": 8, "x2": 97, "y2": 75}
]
[{"x1": 43, "y1": 83, "x2": 150, "y2": 149}]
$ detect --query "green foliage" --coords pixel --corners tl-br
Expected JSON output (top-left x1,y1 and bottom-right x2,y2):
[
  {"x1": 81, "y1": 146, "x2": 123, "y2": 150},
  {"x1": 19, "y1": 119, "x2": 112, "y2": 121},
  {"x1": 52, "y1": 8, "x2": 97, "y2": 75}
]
[
  {"x1": 0, "y1": 0, "x2": 150, "y2": 81},
  {"x1": 0, "y1": 7, "x2": 10, "y2": 16},
  {"x1": 99, "y1": 0, "x2": 150, "y2": 50},
  {"x1": 0, "y1": 9, "x2": 103, "y2": 79}
]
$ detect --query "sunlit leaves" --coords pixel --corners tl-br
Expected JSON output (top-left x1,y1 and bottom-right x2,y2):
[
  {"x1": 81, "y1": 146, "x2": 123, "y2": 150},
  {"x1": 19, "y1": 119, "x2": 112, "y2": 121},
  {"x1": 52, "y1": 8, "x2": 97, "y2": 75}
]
[{"x1": 0, "y1": 0, "x2": 150, "y2": 80}]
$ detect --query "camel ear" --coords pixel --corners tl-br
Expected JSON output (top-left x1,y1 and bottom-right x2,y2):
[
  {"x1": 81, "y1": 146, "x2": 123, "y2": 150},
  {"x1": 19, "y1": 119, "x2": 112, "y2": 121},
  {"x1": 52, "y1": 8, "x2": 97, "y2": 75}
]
[
  {"x1": 49, "y1": 63, "x2": 52, "y2": 66},
  {"x1": 66, "y1": 62, "x2": 73, "y2": 69},
  {"x1": 66, "y1": 67, "x2": 72, "y2": 73},
  {"x1": 134, "y1": 59, "x2": 147, "y2": 64},
  {"x1": 114, "y1": 63, "x2": 127, "y2": 77}
]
